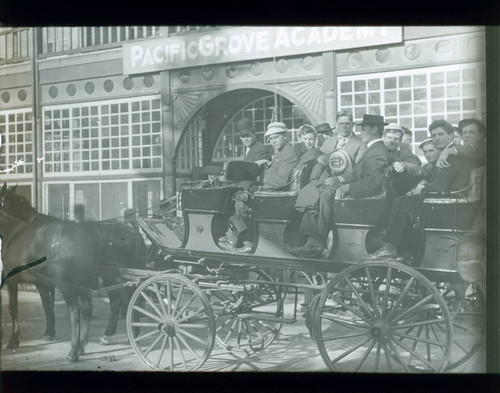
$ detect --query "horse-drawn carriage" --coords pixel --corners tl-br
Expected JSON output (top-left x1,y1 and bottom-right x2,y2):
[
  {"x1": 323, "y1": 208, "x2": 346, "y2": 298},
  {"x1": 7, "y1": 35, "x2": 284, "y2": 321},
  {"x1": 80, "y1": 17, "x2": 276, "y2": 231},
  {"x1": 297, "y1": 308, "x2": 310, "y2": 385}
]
[
  {"x1": 100, "y1": 161, "x2": 485, "y2": 373},
  {"x1": 0, "y1": 159, "x2": 486, "y2": 372}
]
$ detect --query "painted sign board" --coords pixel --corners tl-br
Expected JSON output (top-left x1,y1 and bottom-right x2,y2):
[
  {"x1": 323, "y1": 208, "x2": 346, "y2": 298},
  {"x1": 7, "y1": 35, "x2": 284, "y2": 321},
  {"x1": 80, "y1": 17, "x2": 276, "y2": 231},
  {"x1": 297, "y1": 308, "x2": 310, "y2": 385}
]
[{"x1": 123, "y1": 26, "x2": 402, "y2": 74}]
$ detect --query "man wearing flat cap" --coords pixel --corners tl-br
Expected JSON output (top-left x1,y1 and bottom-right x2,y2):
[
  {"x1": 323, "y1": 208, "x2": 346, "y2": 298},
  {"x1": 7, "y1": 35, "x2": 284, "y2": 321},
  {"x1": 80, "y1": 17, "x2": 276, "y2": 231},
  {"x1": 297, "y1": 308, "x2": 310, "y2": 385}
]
[
  {"x1": 294, "y1": 114, "x2": 389, "y2": 257},
  {"x1": 259, "y1": 121, "x2": 299, "y2": 191},
  {"x1": 236, "y1": 118, "x2": 272, "y2": 163}
]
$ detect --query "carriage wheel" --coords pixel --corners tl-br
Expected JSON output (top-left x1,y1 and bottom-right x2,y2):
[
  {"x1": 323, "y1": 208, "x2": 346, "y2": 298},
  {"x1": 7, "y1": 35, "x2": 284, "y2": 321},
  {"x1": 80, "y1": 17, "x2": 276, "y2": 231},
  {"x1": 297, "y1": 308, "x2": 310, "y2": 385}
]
[
  {"x1": 436, "y1": 282, "x2": 485, "y2": 370},
  {"x1": 207, "y1": 268, "x2": 283, "y2": 354},
  {"x1": 126, "y1": 274, "x2": 215, "y2": 371},
  {"x1": 313, "y1": 261, "x2": 452, "y2": 373}
]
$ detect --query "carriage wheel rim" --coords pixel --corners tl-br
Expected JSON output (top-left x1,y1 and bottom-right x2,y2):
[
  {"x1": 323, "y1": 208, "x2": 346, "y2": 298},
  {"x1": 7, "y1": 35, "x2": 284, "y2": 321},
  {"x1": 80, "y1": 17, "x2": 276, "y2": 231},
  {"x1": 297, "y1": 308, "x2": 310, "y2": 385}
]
[
  {"x1": 312, "y1": 261, "x2": 453, "y2": 373},
  {"x1": 126, "y1": 274, "x2": 215, "y2": 371}
]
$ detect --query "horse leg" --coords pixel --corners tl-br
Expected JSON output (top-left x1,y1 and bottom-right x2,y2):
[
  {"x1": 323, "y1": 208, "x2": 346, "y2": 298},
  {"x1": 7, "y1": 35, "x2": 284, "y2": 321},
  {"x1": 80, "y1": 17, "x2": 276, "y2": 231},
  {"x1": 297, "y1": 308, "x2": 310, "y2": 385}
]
[
  {"x1": 36, "y1": 282, "x2": 56, "y2": 341},
  {"x1": 6, "y1": 282, "x2": 20, "y2": 349},
  {"x1": 77, "y1": 294, "x2": 92, "y2": 357},
  {"x1": 100, "y1": 285, "x2": 121, "y2": 345},
  {"x1": 0, "y1": 289, "x2": 3, "y2": 350},
  {"x1": 61, "y1": 289, "x2": 80, "y2": 362}
]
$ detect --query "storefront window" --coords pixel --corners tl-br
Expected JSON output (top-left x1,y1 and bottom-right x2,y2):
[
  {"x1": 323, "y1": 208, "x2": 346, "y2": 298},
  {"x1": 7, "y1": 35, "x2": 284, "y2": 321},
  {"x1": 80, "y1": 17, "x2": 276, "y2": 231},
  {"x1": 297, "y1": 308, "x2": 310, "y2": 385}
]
[
  {"x1": 212, "y1": 94, "x2": 311, "y2": 162},
  {"x1": 0, "y1": 108, "x2": 33, "y2": 176},
  {"x1": 338, "y1": 63, "x2": 486, "y2": 153},
  {"x1": 46, "y1": 178, "x2": 162, "y2": 221},
  {"x1": 43, "y1": 96, "x2": 162, "y2": 175}
]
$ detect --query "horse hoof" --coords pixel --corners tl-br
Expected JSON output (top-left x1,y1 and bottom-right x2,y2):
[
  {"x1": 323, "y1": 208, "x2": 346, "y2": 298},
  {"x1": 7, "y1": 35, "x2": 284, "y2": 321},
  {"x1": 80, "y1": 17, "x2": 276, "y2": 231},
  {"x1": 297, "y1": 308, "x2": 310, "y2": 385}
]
[
  {"x1": 66, "y1": 350, "x2": 79, "y2": 362},
  {"x1": 42, "y1": 335, "x2": 55, "y2": 342},
  {"x1": 99, "y1": 336, "x2": 111, "y2": 345},
  {"x1": 78, "y1": 347, "x2": 86, "y2": 356},
  {"x1": 6, "y1": 340, "x2": 19, "y2": 349}
]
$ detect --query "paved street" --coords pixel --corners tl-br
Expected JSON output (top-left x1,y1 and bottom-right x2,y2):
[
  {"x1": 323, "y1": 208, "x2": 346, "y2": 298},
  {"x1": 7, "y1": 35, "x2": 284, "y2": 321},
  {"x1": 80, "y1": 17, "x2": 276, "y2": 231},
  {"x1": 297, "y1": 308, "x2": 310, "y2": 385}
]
[{"x1": 0, "y1": 289, "x2": 485, "y2": 372}]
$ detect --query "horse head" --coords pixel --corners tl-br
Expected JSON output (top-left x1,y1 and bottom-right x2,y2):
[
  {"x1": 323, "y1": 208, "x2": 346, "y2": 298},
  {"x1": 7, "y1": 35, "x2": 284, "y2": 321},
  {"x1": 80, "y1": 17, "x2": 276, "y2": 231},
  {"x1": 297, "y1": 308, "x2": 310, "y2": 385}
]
[{"x1": 0, "y1": 183, "x2": 37, "y2": 223}]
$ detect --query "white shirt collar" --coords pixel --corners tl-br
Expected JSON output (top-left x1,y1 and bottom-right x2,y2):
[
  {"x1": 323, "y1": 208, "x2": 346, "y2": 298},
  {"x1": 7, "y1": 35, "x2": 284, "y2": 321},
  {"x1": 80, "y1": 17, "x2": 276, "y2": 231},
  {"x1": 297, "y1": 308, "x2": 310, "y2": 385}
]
[{"x1": 367, "y1": 138, "x2": 383, "y2": 148}]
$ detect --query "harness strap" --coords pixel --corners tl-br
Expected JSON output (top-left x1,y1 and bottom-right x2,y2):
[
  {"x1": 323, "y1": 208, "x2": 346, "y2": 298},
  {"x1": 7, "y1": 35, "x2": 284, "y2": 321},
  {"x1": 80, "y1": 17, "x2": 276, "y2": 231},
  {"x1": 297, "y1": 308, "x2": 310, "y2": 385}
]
[{"x1": 0, "y1": 256, "x2": 47, "y2": 289}]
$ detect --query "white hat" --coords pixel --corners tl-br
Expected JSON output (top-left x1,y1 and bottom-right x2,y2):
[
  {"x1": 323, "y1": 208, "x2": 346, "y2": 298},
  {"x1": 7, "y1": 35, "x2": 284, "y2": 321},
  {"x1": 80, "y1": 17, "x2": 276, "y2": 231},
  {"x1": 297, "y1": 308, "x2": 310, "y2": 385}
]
[
  {"x1": 264, "y1": 121, "x2": 287, "y2": 137},
  {"x1": 384, "y1": 123, "x2": 403, "y2": 133}
]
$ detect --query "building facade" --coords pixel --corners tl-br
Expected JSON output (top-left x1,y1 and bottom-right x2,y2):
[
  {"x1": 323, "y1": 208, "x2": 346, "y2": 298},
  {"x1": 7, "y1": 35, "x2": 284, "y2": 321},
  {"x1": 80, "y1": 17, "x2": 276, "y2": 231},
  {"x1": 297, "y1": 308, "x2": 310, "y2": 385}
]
[{"x1": 0, "y1": 26, "x2": 486, "y2": 222}]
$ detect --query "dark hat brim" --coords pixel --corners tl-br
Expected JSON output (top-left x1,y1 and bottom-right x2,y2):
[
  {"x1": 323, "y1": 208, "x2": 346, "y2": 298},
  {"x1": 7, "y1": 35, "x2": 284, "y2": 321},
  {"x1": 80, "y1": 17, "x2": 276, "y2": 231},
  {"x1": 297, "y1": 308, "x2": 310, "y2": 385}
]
[{"x1": 356, "y1": 121, "x2": 389, "y2": 127}]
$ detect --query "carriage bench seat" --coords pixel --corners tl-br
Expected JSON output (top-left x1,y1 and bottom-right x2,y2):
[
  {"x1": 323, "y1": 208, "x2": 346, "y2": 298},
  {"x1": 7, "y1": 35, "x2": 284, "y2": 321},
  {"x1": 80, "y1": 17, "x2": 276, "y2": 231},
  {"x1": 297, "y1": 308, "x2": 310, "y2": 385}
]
[
  {"x1": 181, "y1": 186, "x2": 241, "y2": 214},
  {"x1": 252, "y1": 168, "x2": 305, "y2": 222},
  {"x1": 420, "y1": 166, "x2": 485, "y2": 231},
  {"x1": 332, "y1": 191, "x2": 387, "y2": 227}
]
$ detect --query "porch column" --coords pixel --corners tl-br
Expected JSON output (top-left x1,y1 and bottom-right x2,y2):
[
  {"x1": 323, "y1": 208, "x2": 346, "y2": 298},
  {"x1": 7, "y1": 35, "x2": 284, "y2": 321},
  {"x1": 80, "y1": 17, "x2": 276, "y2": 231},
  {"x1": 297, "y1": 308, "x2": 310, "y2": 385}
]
[{"x1": 322, "y1": 51, "x2": 337, "y2": 127}]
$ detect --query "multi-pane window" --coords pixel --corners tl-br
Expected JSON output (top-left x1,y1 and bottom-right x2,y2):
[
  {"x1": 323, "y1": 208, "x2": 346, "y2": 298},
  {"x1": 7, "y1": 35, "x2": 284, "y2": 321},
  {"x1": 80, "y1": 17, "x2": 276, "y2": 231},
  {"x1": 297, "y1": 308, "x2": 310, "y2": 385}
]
[
  {"x1": 338, "y1": 63, "x2": 486, "y2": 152},
  {"x1": 43, "y1": 96, "x2": 162, "y2": 174},
  {"x1": 0, "y1": 27, "x2": 31, "y2": 64},
  {"x1": 46, "y1": 178, "x2": 162, "y2": 221},
  {"x1": 0, "y1": 109, "x2": 33, "y2": 175},
  {"x1": 212, "y1": 95, "x2": 311, "y2": 161},
  {"x1": 176, "y1": 114, "x2": 204, "y2": 172},
  {"x1": 41, "y1": 27, "x2": 161, "y2": 55}
]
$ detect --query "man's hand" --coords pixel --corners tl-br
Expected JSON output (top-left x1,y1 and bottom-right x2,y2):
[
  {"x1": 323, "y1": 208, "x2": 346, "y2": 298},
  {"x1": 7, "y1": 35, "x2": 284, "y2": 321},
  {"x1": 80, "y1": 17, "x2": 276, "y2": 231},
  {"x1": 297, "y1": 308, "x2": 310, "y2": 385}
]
[
  {"x1": 336, "y1": 184, "x2": 350, "y2": 197},
  {"x1": 392, "y1": 161, "x2": 406, "y2": 173},
  {"x1": 406, "y1": 181, "x2": 427, "y2": 196},
  {"x1": 436, "y1": 146, "x2": 457, "y2": 169},
  {"x1": 324, "y1": 176, "x2": 340, "y2": 186},
  {"x1": 255, "y1": 159, "x2": 271, "y2": 167}
]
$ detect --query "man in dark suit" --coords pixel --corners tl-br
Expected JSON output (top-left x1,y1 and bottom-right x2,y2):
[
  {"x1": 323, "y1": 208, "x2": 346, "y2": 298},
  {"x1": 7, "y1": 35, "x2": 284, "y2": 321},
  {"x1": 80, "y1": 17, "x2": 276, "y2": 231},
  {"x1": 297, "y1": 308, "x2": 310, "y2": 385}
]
[
  {"x1": 237, "y1": 117, "x2": 272, "y2": 163},
  {"x1": 293, "y1": 114, "x2": 389, "y2": 257},
  {"x1": 365, "y1": 119, "x2": 479, "y2": 260}
]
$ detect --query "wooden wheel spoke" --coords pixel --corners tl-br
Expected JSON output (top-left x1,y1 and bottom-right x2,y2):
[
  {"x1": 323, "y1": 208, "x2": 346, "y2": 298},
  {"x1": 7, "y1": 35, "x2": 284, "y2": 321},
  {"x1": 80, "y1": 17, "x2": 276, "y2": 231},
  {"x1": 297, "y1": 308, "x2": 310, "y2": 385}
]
[
  {"x1": 173, "y1": 336, "x2": 188, "y2": 370},
  {"x1": 365, "y1": 267, "x2": 380, "y2": 318},
  {"x1": 236, "y1": 320, "x2": 243, "y2": 348},
  {"x1": 155, "y1": 335, "x2": 168, "y2": 369},
  {"x1": 387, "y1": 340, "x2": 411, "y2": 373},
  {"x1": 131, "y1": 322, "x2": 159, "y2": 328},
  {"x1": 216, "y1": 317, "x2": 233, "y2": 333},
  {"x1": 171, "y1": 283, "x2": 185, "y2": 316},
  {"x1": 324, "y1": 293, "x2": 369, "y2": 323},
  {"x1": 343, "y1": 276, "x2": 374, "y2": 321},
  {"x1": 223, "y1": 319, "x2": 239, "y2": 343},
  {"x1": 178, "y1": 307, "x2": 207, "y2": 323},
  {"x1": 392, "y1": 331, "x2": 446, "y2": 348},
  {"x1": 386, "y1": 277, "x2": 416, "y2": 321},
  {"x1": 174, "y1": 293, "x2": 198, "y2": 319},
  {"x1": 393, "y1": 318, "x2": 446, "y2": 330},
  {"x1": 251, "y1": 318, "x2": 278, "y2": 334},
  {"x1": 169, "y1": 336, "x2": 175, "y2": 371},
  {"x1": 243, "y1": 320, "x2": 254, "y2": 348},
  {"x1": 374, "y1": 342, "x2": 381, "y2": 372},
  {"x1": 321, "y1": 312, "x2": 370, "y2": 330},
  {"x1": 328, "y1": 336, "x2": 372, "y2": 365},
  {"x1": 382, "y1": 267, "x2": 393, "y2": 318},
  {"x1": 140, "y1": 290, "x2": 164, "y2": 319},
  {"x1": 180, "y1": 323, "x2": 208, "y2": 329},
  {"x1": 143, "y1": 333, "x2": 163, "y2": 357},
  {"x1": 389, "y1": 294, "x2": 435, "y2": 324},
  {"x1": 134, "y1": 329, "x2": 161, "y2": 343},
  {"x1": 391, "y1": 336, "x2": 440, "y2": 371},
  {"x1": 133, "y1": 305, "x2": 163, "y2": 322},
  {"x1": 151, "y1": 282, "x2": 168, "y2": 317},
  {"x1": 248, "y1": 320, "x2": 265, "y2": 347},
  {"x1": 322, "y1": 331, "x2": 369, "y2": 342},
  {"x1": 355, "y1": 339, "x2": 377, "y2": 372},
  {"x1": 177, "y1": 329, "x2": 209, "y2": 346},
  {"x1": 166, "y1": 280, "x2": 172, "y2": 315},
  {"x1": 382, "y1": 342, "x2": 393, "y2": 371},
  {"x1": 176, "y1": 331, "x2": 201, "y2": 361}
]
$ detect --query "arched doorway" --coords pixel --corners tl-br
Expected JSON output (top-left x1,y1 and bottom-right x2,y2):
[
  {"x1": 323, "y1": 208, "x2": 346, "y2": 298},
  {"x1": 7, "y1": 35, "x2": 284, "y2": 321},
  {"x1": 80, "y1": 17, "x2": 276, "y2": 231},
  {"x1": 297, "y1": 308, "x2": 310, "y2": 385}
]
[{"x1": 175, "y1": 89, "x2": 313, "y2": 179}]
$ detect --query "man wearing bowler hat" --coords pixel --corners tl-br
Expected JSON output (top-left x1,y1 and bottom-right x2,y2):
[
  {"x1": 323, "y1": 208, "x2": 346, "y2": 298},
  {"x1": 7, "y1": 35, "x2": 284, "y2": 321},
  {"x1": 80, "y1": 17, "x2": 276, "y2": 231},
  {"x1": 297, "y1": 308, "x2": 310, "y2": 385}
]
[
  {"x1": 237, "y1": 118, "x2": 272, "y2": 163},
  {"x1": 293, "y1": 114, "x2": 389, "y2": 257}
]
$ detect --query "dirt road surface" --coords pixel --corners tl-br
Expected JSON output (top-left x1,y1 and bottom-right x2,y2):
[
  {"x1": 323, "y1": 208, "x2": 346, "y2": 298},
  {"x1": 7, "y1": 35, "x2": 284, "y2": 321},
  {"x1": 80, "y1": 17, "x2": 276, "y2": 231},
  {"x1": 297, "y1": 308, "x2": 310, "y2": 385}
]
[{"x1": 0, "y1": 289, "x2": 485, "y2": 372}]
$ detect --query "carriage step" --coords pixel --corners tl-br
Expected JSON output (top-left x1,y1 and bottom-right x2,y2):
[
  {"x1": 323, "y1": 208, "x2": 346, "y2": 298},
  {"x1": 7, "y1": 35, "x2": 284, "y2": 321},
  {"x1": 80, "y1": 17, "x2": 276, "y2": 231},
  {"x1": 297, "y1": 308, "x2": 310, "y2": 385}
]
[{"x1": 236, "y1": 314, "x2": 296, "y2": 324}]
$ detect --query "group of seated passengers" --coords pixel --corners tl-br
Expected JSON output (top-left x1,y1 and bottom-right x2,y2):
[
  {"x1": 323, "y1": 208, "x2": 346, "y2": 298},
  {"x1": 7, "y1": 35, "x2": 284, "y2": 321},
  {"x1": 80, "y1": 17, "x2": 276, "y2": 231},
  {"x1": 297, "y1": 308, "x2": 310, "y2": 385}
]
[{"x1": 219, "y1": 112, "x2": 486, "y2": 258}]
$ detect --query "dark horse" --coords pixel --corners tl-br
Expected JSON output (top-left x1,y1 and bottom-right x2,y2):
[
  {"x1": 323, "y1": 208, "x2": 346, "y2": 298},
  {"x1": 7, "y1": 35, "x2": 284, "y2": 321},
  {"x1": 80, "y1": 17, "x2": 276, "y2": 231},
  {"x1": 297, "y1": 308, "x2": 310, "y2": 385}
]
[
  {"x1": 0, "y1": 184, "x2": 96, "y2": 361},
  {"x1": 0, "y1": 184, "x2": 148, "y2": 361}
]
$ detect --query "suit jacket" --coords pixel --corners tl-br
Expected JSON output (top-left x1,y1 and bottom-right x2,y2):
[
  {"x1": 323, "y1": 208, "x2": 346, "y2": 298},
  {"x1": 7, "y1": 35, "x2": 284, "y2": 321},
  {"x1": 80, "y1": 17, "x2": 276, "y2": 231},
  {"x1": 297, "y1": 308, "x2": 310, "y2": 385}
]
[
  {"x1": 343, "y1": 140, "x2": 388, "y2": 198},
  {"x1": 262, "y1": 142, "x2": 299, "y2": 190},
  {"x1": 387, "y1": 148, "x2": 423, "y2": 195},
  {"x1": 425, "y1": 142, "x2": 485, "y2": 193},
  {"x1": 244, "y1": 141, "x2": 272, "y2": 163},
  {"x1": 321, "y1": 132, "x2": 365, "y2": 162}
]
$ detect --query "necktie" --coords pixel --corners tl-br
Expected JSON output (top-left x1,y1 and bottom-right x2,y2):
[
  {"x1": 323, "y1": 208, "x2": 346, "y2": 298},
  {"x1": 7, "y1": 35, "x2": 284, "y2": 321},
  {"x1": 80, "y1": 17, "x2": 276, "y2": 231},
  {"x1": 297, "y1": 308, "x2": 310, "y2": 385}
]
[{"x1": 337, "y1": 137, "x2": 346, "y2": 149}]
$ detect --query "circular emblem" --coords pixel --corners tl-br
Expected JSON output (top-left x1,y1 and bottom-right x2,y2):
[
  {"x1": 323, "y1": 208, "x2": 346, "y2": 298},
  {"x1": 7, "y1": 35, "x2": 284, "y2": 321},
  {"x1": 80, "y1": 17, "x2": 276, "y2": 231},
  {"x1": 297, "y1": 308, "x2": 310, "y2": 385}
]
[
  {"x1": 329, "y1": 150, "x2": 352, "y2": 175},
  {"x1": 196, "y1": 225, "x2": 204, "y2": 234}
]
